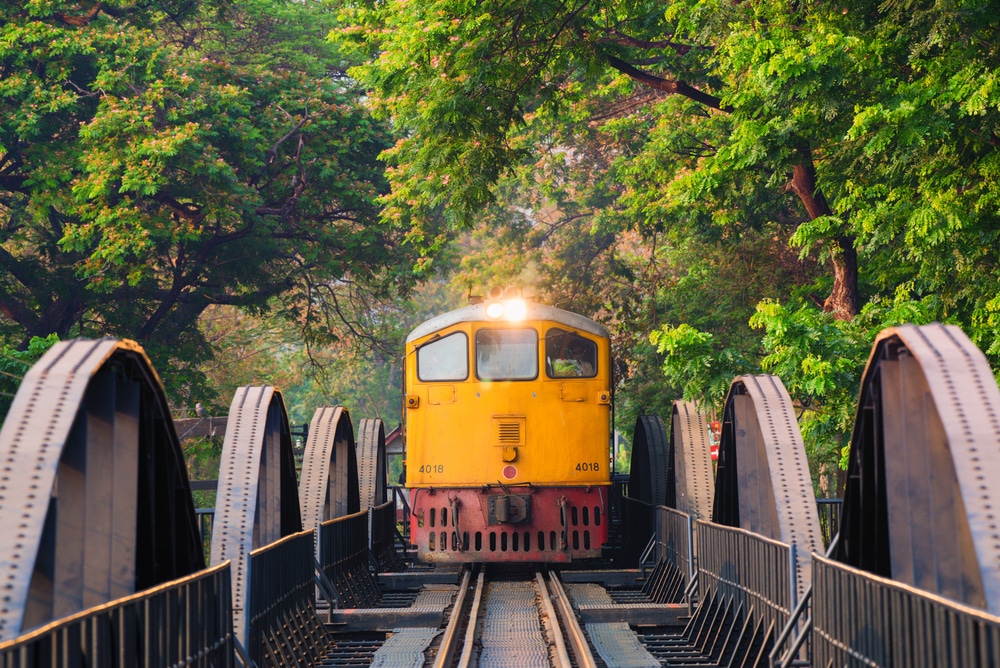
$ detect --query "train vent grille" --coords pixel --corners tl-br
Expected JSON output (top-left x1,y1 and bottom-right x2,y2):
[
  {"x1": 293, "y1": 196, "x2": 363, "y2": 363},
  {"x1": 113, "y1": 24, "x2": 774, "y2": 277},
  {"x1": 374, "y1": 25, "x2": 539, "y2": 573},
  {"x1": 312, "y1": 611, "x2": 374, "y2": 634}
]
[
  {"x1": 493, "y1": 415, "x2": 525, "y2": 445},
  {"x1": 498, "y1": 423, "x2": 520, "y2": 442}
]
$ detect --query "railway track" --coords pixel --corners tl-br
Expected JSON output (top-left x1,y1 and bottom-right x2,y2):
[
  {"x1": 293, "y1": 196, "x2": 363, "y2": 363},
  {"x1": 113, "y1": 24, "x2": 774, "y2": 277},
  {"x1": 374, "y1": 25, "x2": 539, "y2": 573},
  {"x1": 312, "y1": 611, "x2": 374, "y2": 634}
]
[{"x1": 435, "y1": 566, "x2": 598, "y2": 668}]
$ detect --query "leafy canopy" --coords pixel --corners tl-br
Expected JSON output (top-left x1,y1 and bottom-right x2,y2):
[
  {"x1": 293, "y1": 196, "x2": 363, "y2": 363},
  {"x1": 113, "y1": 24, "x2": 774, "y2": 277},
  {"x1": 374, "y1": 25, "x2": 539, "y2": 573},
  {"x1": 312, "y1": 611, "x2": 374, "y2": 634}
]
[{"x1": 0, "y1": 0, "x2": 429, "y2": 404}]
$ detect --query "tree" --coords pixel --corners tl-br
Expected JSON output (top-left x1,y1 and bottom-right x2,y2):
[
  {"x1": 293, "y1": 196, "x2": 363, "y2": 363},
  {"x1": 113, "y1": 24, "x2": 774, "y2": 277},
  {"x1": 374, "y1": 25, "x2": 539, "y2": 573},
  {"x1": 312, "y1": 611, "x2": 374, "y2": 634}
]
[
  {"x1": 340, "y1": 0, "x2": 863, "y2": 318},
  {"x1": 341, "y1": 0, "x2": 1000, "y2": 476},
  {"x1": 0, "y1": 0, "x2": 426, "y2": 401}
]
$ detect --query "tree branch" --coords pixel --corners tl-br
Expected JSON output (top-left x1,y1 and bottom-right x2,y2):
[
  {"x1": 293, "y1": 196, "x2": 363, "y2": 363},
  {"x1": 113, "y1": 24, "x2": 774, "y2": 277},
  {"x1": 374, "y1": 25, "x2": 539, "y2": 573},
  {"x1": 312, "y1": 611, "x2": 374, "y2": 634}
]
[
  {"x1": 602, "y1": 53, "x2": 731, "y2": 112},
  {"x1": 53, "y1": 2, "x2": 104, "y2": 26},
  {"x1": 0, "y1": 288, "x2": 39, "y2": 331},
  {"x1": 153, "y1": 194, "x2": 207, "y2": 223}
]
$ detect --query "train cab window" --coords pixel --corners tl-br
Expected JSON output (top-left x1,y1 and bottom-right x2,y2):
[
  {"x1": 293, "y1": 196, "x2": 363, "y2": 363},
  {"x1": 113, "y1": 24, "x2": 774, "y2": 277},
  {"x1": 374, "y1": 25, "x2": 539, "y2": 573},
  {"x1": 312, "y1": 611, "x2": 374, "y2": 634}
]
[
  {"x1": 417, "y1": 332, "x2": 469, "y2": 381},
  {"x1": 545, "y1": 328, "x2": 597, "y2": 378},
  {"x1": 475, "y1": 329, "x2": 538, "y2": 381}
]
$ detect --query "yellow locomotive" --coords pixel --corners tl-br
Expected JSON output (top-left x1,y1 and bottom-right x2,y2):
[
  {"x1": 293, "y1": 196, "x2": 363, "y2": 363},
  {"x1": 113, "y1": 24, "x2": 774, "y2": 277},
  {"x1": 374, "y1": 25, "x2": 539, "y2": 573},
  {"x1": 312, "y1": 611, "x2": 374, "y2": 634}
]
[{"x1": 404, "y1": 289, "x2": 612, "y2": 562}]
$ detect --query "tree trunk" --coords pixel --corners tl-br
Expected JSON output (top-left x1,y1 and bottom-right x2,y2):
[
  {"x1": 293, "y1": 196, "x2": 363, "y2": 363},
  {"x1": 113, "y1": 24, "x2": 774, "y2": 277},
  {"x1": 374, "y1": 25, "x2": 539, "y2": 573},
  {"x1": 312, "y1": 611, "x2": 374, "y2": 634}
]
[
  {"x1": 824, "y1": 236, "x2": 859, "y2": 321},
  {"x1": 19, "y1": 290, "x2": 83, "y2": 349},
  {"x1": 607, "y1": 51, "x2": 860, "y2": 319},
  {"x1": 787, "y1": 150, "x2": 859, "y2": 320}
]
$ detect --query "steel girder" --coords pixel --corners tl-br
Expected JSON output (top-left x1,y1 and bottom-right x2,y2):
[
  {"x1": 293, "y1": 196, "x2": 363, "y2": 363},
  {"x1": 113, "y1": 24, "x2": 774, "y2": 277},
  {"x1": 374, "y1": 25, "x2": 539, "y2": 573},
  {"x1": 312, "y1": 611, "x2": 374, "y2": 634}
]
[
  {"x1": 210, "y1": 385, "x2": 302, "y2": 646},
  {"x1": 712, "y1": 375, "x2": 822, "y2": 600},
  {"x1": 299, "y1": 405, "x2": 360, "y2": 532},
  {"x1": 836, "y1": 323, "x2": 1000, "y2": 614},
  {"x1": 357, "y1": 418, "x2": 387, "y2": 510},
  {"x1": 668, "y1": 401, "x2": 715, "y2": 520},
  {"x1": 0, "y1": 339, "x2": 202, "y2": 640},
  {"x1": 629, "y1": 415, "x2": 669, "y2": 506}
]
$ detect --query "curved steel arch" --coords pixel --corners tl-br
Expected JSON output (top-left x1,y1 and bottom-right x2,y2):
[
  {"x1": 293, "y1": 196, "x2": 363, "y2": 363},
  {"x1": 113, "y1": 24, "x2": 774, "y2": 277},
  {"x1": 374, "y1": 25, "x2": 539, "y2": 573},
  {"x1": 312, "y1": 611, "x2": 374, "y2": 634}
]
[
  {"x1": 299, "y1": 406, "x2": 360, "y2": 530},
  {"x1": 712, "y1": 375, "x2": 822, "y2": 598},
  {"x1": 357, "y1": 418, "x2": 387, "y2": 510},
  {"x1": 0, "y1": 339, "x2": 202, "y2": 640},
  {"x1": 210, "y1": 386, "x2": 302, "y2": 645},
  {"x1": 835, "y1": 323, "x2": 1000, "y2": 613},
  {"x1": 629, "y1": 415, "x2": 669, "y2": 506},
  {"x1": 668, "y1": 401, "x2": 715, "y2": 520}
]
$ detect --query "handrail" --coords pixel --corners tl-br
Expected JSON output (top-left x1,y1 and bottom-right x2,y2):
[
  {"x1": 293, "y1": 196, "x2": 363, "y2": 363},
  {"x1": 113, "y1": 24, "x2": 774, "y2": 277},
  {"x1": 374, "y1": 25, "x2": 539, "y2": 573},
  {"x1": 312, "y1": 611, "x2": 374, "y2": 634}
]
[
  {"x1": 234, "y1": 638, "x2": 257, "y2": 668},
  {"x1": 683, "y1": 569, "x2": 699, "y2": 616},
  {"x1": 247, "y1": 529, "x2": 328, "y2": 666},
  {"x1": 696, "y1": 520, "x2": 794, "y2": 648},
  {"x1": 314, "y1": 557, "x2": 342, "y2": 609},
  {"x1": 638, "y1": 534, "x2": 657, "y2": 578},
  {"x1": 779, "y1": 618, "x2": 812, "y2": 668},
  {"x1": 391, "y1": 485, "x2": 412, "y2": 547},
  {"x1": 768, "y1": 584, "x2": 813, "y2": 667},
  {"x1": 769, "y1": 530, "x2": 839, "y2": 667},
  {"x1": 0, "y1": 562, "x2": 234, "y2": 666}
]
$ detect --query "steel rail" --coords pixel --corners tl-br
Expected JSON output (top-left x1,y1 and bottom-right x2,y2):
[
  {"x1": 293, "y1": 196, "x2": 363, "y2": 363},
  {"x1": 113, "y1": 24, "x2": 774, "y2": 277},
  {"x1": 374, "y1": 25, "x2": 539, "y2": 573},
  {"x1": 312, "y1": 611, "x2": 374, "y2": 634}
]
[
  {"x1": 535, "y1": 572, "x2": 573, "y2": 668},
  {"x1": 432, "y1": 567, "x2": 474, "y2": 668},
  {"x1": 547, "y1": 571, "x2": 598, "y2": 668},
  {"x1": 455, "y1": 570, "x2": 486, "y2": 668}
]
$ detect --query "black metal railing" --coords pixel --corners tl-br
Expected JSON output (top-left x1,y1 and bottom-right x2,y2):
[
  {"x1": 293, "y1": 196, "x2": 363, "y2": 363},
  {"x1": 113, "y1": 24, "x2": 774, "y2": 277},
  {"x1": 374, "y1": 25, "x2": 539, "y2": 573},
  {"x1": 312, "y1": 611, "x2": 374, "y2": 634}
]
[
  {"x1": 318, "y1": 510, "x2": 380, "y2": 608},
  {"x1": 696, "y1": 520, "x2": 793, "y2": 645},
  {"x1": 389, "y1": 485, "x2": 412, "y2": 548},
  {"x1": 655, "y1": 505, "x2": 693, "y2": 580},
  {"x1": 640, "y1": 506, "x2": 695, "y2": 604},
  {"x1": 609, "y1": 473, "x2": 629, "y2": 528},
  {"x1": 247, "y1": 529, "x2": 329, "y2": 667},
  {"x1": 812, "y1": 553, "x2": 1000, "y2": 667},
  {"x1": 369, "y1": 500, "x2": 405, "y2": 572},
  {"x1": 815, "y1": 497, "x2": 842, "y2": 548},
  {"x1": 0, "y1": 563, "x2": 234, "y2": 668},
  {"x1": 616, "y1": 496, "x2": 654, "y2": 566}
]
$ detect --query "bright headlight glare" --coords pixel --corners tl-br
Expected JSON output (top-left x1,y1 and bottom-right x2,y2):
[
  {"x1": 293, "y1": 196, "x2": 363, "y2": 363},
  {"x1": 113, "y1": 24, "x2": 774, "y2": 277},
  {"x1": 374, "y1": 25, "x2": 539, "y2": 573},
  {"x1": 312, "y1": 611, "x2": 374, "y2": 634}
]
[
  {"x1": 505, "y1": 298, "x2": 527, "y2": 321},
  {"x1": 486, "y1": 302, "x2": 505, "y2": 319}
]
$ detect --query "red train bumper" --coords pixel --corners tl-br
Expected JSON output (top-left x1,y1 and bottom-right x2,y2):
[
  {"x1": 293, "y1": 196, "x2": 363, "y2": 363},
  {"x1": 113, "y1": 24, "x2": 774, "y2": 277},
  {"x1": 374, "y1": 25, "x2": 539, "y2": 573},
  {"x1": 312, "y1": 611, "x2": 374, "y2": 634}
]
[{"x1": 410, "y1": 486, "x2": 609, "y2": 562}]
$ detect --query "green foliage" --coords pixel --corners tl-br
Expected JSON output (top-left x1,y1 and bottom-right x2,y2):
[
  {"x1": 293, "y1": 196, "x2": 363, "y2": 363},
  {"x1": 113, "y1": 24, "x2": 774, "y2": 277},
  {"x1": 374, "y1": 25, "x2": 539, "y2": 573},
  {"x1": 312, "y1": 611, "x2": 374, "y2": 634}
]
[
  {"x1": 650, "y1": 324, "x2": 750, "y2": 409},
  {"x1": 654, "y1": 292, "x2": 939, "y2": 478},
  {"x1": 0, "y1": 333, "x2": 58, "y2": 423},
  {"x1": 753, "y1": 295, "x2": 939, "y2": 470},
  {"x1": 341, "y1": 0, "x2": 1000, "y2": 488},
  {"x1": 0, "y1": 0, "x2": 429, "y2": 408}
]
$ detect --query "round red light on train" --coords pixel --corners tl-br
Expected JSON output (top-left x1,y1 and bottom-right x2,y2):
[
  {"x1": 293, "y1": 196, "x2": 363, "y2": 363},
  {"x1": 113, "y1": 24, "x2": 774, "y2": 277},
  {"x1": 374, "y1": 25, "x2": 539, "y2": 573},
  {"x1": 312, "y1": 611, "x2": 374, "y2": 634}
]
[{"x1": 502, "y1": 465, "x2": 517, "y2": 479}]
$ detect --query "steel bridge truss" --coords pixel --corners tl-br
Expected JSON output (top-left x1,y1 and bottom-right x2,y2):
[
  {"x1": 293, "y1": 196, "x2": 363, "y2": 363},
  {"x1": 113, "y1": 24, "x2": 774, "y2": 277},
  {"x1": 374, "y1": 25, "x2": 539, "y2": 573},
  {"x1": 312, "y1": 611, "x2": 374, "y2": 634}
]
[{"x1": 0, "y1": 322, "x2": 999, "y2": 666}]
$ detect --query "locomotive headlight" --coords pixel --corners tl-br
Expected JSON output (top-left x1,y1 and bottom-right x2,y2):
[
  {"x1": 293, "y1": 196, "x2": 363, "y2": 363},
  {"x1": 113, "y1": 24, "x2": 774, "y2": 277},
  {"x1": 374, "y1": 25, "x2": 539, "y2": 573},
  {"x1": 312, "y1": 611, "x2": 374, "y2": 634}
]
[
  {"x1": 486, "y1": 302, "x2": 505, "y2": 319},
  {"x1": 505, "y1": 298, "x2": 527, "y2": 321}
]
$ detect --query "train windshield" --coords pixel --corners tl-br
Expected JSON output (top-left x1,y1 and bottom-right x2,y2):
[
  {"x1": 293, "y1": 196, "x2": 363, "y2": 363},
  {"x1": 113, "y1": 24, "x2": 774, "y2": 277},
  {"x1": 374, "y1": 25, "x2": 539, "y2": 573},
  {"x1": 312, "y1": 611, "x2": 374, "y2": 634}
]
[
  {"x1": 475, "y1": 329, "x2": 538, "y2": 381},
  {"x1": 417, "y1": 332, "x2": 469, "y2": 381},
  {"x1": 545, "y1": 328, "x2": 598, "y2": 378}
]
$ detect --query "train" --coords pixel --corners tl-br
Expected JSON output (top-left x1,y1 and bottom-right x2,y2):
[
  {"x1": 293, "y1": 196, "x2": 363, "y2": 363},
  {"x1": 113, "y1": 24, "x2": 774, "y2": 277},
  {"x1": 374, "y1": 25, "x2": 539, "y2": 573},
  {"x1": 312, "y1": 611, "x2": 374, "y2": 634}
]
[{"x1": 403, "y1": 288, "x2": 612, "y2": 562}]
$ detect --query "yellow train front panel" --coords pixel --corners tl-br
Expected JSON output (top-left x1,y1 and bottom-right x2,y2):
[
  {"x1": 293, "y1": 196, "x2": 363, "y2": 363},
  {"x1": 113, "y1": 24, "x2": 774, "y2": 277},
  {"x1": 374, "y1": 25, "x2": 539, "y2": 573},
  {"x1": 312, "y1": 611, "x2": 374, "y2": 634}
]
[
  {"x1": 403, "y1": 298, "x2": 612, "y2": 562},
  {"x1": 405, "y1": 319, "x2": 610, "y2": 487}
]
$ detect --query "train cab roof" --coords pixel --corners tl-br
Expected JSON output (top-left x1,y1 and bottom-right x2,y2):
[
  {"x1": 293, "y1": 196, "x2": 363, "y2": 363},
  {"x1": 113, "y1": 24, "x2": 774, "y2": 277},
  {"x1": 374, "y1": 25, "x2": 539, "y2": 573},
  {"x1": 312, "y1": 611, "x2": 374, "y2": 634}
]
[{"x1": 405, "y1": 301, "x2": 609, "y2": 344}]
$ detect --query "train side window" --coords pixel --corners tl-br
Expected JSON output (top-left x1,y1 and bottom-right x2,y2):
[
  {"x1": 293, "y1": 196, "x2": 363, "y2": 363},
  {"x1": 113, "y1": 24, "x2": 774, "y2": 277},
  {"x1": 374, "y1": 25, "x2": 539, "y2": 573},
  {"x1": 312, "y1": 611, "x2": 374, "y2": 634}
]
[
  {"x1": 545, "y1": 328, "x2": 597, "y2": 378},
  {"x1": 475, "y1": 329, "x2": 538, "y2": 381},
  {"x1": 417, "y1": 332, "x2": 469, "y2": 381}
]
